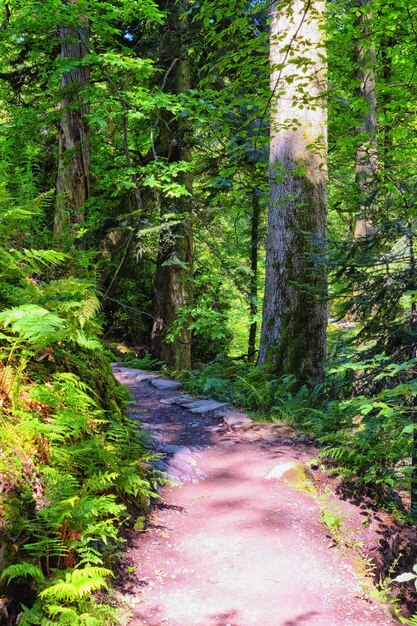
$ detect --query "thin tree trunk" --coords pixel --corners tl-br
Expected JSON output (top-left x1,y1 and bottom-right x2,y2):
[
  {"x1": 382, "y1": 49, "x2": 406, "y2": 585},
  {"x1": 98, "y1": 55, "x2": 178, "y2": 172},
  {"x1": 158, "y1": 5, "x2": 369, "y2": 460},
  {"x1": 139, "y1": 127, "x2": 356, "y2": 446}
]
[
  {"x1": 54, "y1": 1, "x2": 89, "y2": 245},
  {"x1": 151, "y1": 0, "x2": 193, "y2": 371},
  {"x1": 381, "y1": 36, "x2": 394, "y2": 173},
  {"x1": 259, "y1": 0, "x2": 328, "y2": 385},
  {"x1": 248, "y1": 188, "x2": 260, "y2": 361},
  {"x1": 353, "y1": 0, "x2": 377, "y2": 239}
]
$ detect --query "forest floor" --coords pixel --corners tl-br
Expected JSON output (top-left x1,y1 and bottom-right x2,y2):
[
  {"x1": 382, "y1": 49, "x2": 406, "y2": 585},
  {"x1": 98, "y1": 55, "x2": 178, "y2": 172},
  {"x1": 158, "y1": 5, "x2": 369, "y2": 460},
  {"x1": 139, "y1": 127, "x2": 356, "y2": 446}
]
[{"x1": 113, "y1": 366, "x2": 399, "y2": 626}]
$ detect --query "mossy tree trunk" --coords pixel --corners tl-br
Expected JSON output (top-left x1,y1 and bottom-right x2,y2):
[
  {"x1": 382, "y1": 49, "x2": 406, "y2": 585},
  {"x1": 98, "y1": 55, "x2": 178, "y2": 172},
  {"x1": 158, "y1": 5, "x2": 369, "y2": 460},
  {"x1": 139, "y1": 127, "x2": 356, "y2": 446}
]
[
  {"x1": 54, "y1": 0, "x2": 89, "y2": 246},
  {"x1": 258, "y1": 0, "x2": 328, "y2": 385},
  {"x1": 150, "y1": 0, "x2": 193, "y2": 371}
]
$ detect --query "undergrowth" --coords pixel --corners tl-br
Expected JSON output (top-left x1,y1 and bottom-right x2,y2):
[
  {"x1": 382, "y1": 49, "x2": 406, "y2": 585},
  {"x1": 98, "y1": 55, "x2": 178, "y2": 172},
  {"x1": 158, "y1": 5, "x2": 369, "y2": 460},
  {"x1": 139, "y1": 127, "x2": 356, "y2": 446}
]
[
  {"x1": 0, "y1": 194, "x2": 160, "y2": 624},
  {"x1": 178, "y1": 357, "x2": 321, "y2": 422}
]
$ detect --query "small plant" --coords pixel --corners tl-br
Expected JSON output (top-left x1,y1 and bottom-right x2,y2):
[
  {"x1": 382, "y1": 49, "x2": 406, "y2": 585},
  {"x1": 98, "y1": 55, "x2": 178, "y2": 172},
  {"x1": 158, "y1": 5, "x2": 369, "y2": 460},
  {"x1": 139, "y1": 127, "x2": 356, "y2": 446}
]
[
  {"x1": 120, "y1": 353, "x2": 166, "y2": 372},
  {"x1": 1, "y1": 565, "x2": 117, "y2": 624},
  {"x1": 317, "y1": 488, "x2": 344, "y2": 542}
]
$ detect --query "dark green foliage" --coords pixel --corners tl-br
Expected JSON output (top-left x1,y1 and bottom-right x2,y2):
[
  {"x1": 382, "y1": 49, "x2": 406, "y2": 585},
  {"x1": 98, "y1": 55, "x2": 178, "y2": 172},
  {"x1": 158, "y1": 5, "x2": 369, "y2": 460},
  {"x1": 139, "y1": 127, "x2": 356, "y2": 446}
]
[
  {"x1": 315, "y1": 356, "x2": 417, "y2": 501},
  {"x1": 165, "y1": 272, "x2": 234, "y2": 364}
]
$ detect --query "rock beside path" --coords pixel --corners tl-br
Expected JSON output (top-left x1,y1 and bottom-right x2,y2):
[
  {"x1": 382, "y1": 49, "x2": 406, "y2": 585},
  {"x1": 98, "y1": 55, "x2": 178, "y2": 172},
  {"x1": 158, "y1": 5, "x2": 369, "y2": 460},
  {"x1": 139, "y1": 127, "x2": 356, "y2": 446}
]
[
  {"x1": 223, "y1": 411, "x2": 253, "y2": 430},
  {"x1": 186, "y1": 399, "x2": 229, "y2": 414},
  {"x1": 136, "y1": 372, "x2": 160, "y2": 383},
  {"x1": 151, "y1": 378, "x2": 183, "y2": 391}
]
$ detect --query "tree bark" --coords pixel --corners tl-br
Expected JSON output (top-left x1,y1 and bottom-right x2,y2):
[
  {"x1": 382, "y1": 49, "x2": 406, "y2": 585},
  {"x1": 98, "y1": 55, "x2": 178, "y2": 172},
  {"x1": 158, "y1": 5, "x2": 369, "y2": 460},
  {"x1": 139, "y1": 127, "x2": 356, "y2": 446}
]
[
  {"x1": 54, "y1": 1, "x2": 89, "y2": 245},
  {"x1": 353, "y1": 0, "x2": 377, "y2": 239},
  {"x1": 381, "y1": 35, "x2": 394, "y2": 173},
  {"x1": 150, "y1": 0, "x2": 193, "y2": 371},
  {"x1": 248, "y1": 188, "x2": 260, "y2": 361},
  {"x1": 259, "y1": 0, "x2": 328, "y2": 385}
]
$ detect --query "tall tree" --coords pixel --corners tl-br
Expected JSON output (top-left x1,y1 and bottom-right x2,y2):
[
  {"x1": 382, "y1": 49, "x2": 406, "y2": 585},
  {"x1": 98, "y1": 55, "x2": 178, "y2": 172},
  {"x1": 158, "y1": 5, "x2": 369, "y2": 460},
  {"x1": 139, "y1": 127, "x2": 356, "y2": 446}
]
[
  {"x1": 259, "y1": 0, "x2": 328, "y2": 384},
  {"x1": 54, "y1": 0, "x2": 90, "y2": 245},
  {"x1": 150, "y1": 0, "x2": 193, "y2": 370},
  {"x1": 353, "y1": 0, "x2": 377, "y2": 239}
]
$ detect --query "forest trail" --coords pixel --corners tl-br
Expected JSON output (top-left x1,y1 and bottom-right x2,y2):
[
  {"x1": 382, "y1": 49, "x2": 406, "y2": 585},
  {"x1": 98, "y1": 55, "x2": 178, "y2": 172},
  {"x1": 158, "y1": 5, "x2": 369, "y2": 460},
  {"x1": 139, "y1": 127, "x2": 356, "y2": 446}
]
[{"x1": 113, "y1": 366, "x2": 396, "y2": 626}]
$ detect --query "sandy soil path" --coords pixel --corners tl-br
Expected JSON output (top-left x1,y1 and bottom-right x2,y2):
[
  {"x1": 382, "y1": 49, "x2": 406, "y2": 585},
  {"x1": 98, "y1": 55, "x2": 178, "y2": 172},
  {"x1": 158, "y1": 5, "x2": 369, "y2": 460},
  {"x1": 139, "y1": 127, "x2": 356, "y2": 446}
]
[{"x1": 114, "y1": 367, "x2": 396, "y2": 626}]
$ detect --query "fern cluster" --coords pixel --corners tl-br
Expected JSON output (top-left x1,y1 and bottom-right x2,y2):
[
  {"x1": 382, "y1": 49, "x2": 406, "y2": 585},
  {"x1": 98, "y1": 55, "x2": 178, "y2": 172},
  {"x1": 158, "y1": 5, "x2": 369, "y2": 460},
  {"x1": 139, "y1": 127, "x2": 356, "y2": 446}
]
[
  {"x1": 0, "y1": 368, "x2": 158, "y2": 623},
  {"x1": 179, "y1": 358, "x2": 319, "y2": 420},
  {"x1": 0, "y1": 193, "x2": 159, "y2": 623}
]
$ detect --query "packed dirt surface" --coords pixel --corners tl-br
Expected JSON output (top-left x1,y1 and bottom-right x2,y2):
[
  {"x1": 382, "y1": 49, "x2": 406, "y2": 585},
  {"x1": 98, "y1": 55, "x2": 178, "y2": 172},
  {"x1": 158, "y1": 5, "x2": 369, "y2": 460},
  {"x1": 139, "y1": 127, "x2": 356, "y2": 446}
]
[{"x1": 113, "y1": 367, "x2": 396, "y2": 626}]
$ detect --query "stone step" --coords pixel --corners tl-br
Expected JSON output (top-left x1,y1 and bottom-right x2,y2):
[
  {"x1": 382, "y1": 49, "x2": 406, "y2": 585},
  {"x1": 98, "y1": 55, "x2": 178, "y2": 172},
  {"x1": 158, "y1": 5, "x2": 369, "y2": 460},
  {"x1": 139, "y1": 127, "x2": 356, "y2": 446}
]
[
  {"x1": 159, "y1": 394, "x2": 195, "y2": 406},
  {"x1": 114, "y1": 367, "x2": 146, "y2": 377},
  {"x1": 151, "y1": 379, "x2": 183, "y2": 391},
  {"x1": 186, "y1": 399, "x2": 229, "y2": 414},
  {"x1": 175, "y1": 395, "x2": 200, "y2": 407},
  {"x1": 136, "y1": 372, "x2": 160, "y2": 383}
]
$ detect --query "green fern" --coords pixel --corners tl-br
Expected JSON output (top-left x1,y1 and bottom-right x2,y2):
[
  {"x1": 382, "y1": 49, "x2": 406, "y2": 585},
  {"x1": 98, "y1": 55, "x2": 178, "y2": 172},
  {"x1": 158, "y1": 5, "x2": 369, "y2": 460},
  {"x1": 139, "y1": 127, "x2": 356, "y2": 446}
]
[
  {"x1": 85, "y1": 472, "x2": 120, "y2": 492},
  {"x1": 1, "y1": 563, "x2": 45, "y2": 584},
  {"x1": 19, "y1": 248, "x2": 68, "y2": 269},
  {"x1": 15, "y1": 602, "x2": 43, "y2": 626},
  {"x1": 39, "y1": 567, "x2": 113, "y2": 603},
  {"x1": 0, "y1": 304, "x2": 65, "y2": 347},
  {"x1": 41, "y1": 604, "x2": 80, "y2": 623}
]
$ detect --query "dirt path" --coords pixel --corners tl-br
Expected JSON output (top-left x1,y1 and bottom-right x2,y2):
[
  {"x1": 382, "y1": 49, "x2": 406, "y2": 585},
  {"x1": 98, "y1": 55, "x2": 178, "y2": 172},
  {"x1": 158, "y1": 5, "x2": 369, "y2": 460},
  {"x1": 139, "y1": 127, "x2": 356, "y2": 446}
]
[{"x1": 114, "y1": 367, "x2": 396, "y2": 626}]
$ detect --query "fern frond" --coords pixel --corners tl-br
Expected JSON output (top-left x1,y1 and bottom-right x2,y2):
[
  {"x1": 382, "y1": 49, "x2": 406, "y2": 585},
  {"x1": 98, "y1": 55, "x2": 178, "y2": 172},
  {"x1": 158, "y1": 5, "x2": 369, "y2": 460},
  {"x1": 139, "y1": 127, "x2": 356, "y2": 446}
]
[
  {"x1": 39, "y1": 582, "x2": 79, "y2": 603},
  {"x1": 0, "y1": 190, "x2": 53, "y2": 227},
  {"x1": 76, "y1": 545, "x2": 104, "y2": 566},
  {"x1": 23, "y1": 536, "x2": 69, "y2": 560},
  {"x1": 85, "y1": 472, "x2": 119, "y2": 492},
  {"x1": 19, "y1": 248, "x2": 68, "y2": 270},
  {"x1": 75, "y1": 330, "x2": 103, "y2": 350},
  {"x1": 79, "y1": 615, "x2": 102, "y2": 626},
  {"x1": 16, "y1": 602, "x2": 43, "y2": 626},
  {"x1": 1, "y1": 563, "x2": 45, "y2": 584},
  {"x1": 76, "y1": 494, "x2": 125, "y2": 519},
  {"x1": 71, "y1": 566, "x2": 113, "y2": 580},
  {"x1": 52, "y1": 372, "x2": 93, "y2": 395},
  {"x1": 78, "y1": 296, "x2": 101, "y2": 327},
  {"x1": 0, "y1": 304, "x2": 65, "y2": 347},
  {"x1": 44, "y1": 604, "x2": 78, "y2": 619},
  {"x1": 39, "y1": 567, "x2": 112, "y2": 602}
]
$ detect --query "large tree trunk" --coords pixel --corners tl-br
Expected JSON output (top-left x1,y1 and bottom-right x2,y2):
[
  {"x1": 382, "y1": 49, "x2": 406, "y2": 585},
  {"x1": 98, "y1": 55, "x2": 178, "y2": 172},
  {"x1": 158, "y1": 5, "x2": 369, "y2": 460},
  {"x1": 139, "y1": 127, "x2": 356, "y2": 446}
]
[
  {"x1": 353, "y1": 0, "x2": 377, "y2": 239},
  {"x1": 54, "y1": 2, "x2": 89, "y2": 245},
  {"x1": 259, "y1": 0, "x2": 328, "y2": 385},
  {"x1": 151, "y1": 0, "x2": 193, "y2": 371}
]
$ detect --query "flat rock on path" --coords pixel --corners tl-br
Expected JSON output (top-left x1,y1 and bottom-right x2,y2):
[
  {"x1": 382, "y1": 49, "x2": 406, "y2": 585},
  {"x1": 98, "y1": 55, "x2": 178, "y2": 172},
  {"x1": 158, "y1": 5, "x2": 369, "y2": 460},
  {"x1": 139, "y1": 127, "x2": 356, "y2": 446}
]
[{"x1": 113, "y1": 367, "x2": 395, "y2": 626}]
